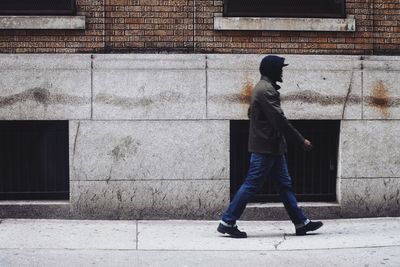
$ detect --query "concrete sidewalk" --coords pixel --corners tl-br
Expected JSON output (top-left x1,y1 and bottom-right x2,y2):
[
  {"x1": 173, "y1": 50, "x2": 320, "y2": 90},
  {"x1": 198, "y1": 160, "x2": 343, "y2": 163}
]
[{"x1": 0, "y1": 217, "x2": 399, "y2": 267}]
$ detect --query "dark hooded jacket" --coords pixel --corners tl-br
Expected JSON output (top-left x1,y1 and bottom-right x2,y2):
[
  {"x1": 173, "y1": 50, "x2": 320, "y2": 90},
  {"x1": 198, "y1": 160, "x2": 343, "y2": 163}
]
[{"x1": 248, "y1": 56, "x2": 304, "y2": 154}]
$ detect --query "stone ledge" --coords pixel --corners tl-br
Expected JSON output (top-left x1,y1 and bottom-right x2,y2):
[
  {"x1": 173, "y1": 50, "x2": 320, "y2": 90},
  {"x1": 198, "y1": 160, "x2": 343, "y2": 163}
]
[
  {"x1": 0, "y1": 203, "x2": 72, "y2": 219},
  {"x1": 0, "y1": 201, "x2": 70, "y2": 205},
  {"x1": 0, "y1": 16, "x2": 85, "y2": 30},
  {"x1": 93, "y1": 54, "x2": 206, "y2": 70},
  {"x1": 247, "y1": 202, "x2": 340, "y2": 208},
  {"x1": 214, "y1": 16, "x2": 356, "y2": 32},
  {"x1": 0, "y1": 54, "x2": 91, "y2": 69},
  {"x1": 242, "y1": 202, "x2": 342, "y2": 220}
]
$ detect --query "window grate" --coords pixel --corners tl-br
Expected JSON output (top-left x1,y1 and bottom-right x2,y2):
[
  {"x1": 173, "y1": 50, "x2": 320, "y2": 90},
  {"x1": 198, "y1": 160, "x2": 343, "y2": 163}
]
[
  {"x1": 224, "y1": 0, "x2": 345, "y2": 18},
  {"x1": 0, "y1": 0, "x2": 76, "y2": 15},
  {"x1": 0, "y1": 121, "x2": 69, "y2": 200},
  {"x1": 230, "y1": 120, "x2": 339, "y2": 202}
]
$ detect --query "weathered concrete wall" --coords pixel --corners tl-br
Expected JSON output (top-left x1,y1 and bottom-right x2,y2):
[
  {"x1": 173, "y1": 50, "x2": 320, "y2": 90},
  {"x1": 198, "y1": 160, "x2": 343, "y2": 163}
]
[
  {"x1": 362, "y1": 57, "x2": 400, "y2": 119},
  {"x1": 69, "y1": 120, "x2": 229, "y2": 219},
  {"x1": 339, "y1": 121, "x2": 400, "y2": 217},
  {"x1": 0, "y1": 54, "x2": 399, "y2": 220},
  {"x1": 92, "y1": 55, "x2": 207, "y2": 120},
  {"x1": 207, "y1": 54, "x2": 362, "y2": 120},
  {"x1": 0, "y1": 54, "x2": 91, "y2": 120}
]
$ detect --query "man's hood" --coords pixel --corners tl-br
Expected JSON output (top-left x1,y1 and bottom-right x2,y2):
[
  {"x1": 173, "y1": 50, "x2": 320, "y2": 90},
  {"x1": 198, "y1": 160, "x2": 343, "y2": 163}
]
[{"x1": 259, "y1": 55, "x2": 288, "y2": 85}]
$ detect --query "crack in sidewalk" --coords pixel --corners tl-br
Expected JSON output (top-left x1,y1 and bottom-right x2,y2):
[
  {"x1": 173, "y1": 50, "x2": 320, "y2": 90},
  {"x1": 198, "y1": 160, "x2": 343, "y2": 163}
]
[{"x1": 273, "y1": 232, "x2": 287, "y2": 250}]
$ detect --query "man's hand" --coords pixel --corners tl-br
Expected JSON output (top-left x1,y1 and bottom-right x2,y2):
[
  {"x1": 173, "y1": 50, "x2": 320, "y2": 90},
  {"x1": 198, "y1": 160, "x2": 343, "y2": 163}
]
[{"x1": 303, "y1": 139, "x2": 313, "y2": 151}]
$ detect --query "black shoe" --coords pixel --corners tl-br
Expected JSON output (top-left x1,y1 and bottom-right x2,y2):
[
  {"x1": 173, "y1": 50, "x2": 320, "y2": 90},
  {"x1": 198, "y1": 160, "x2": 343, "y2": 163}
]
[
  {"x1": 296, "y1": 221, "x2": 323, "y2": 236},
  {"x1": 217, "y1": 223, "x2": 247, "y2": 238}
]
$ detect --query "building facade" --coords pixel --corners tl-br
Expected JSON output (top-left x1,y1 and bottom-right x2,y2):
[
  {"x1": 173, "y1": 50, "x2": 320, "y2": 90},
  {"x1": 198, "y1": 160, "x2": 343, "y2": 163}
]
[{"x1": 0, "y1": 0, "x2": 399, "y2": 219}]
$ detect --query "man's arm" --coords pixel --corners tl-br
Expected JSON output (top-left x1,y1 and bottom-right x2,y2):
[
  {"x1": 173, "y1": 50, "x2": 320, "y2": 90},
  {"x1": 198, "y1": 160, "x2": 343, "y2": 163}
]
[{"x1": 258, "y1": 90, "x2": 310, "y2": 149}]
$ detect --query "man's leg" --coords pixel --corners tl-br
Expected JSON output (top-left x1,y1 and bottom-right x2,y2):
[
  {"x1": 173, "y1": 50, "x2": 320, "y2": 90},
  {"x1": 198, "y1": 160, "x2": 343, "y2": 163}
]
[
  {"x1": 221, "y1": 153, "x2": 275, "y2": 226},
  {"x1": 270, "y1": 154, "x2": 323, "y2": 235},
  {"x1": 270, "y1": 154, "x2": 308, "y2": 226}
]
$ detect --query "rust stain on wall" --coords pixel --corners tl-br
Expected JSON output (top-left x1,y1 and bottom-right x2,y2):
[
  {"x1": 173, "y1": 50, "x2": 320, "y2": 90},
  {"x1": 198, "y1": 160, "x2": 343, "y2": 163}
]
[
  {"x1": 369, "y1": 80, "x2": 391, "y2": 119},
  {"x1": 239, "y1": 75, "x2": 253, "y2": 104}
]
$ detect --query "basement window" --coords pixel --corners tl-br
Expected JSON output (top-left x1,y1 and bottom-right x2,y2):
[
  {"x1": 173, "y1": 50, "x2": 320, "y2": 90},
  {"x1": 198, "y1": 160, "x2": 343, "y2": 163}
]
[
  {"x1": 230, "y1": 120, "x2": 340, "y2": 202},
  {"x1": 224, "y1": 0, "x2": 345, "y2": 18},
  {"x1": 0, "y1": 121, "x2": 69, "y2": 200},
  {"x1": 0, "y1": 0, "x2": 76, "y2": 15},
  {"x1": 0, "y1": 0, "x2": 85, "y2": 30},
  {"x1": 215, "y1": 0, "x2": 355, "y2": 31}
]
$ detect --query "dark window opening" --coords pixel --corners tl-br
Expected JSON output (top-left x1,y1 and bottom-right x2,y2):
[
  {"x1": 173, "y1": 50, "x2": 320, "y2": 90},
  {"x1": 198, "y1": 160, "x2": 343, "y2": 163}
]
[
  {"x1": 230, "y1": 120, "x2": 339, "y2": 202},
  {"x1": 0, "y1": 121, "x2": 69, "y2": 200},
  {"x1": 224, "y1": 0, "x2": 346, "y2": 18},
  {"x1": 0, "y1": 0, "x2": 76, "y2": 16}
]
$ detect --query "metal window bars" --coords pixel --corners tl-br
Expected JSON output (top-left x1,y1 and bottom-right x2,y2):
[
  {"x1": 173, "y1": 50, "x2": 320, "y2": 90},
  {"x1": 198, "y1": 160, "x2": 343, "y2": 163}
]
[
  {"x1": 230, "y1": 120, "x2": 340, "y2": 202},
  {"x1": 0, "y1": 121, "x2": 69, "y2": 200}
]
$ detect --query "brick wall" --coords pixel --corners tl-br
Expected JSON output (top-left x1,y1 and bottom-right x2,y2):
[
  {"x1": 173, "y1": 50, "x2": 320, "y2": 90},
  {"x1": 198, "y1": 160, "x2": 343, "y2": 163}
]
[
  {"x1": 373, "y1": 0, "x2": 400, "y2": 54},
  {"x1": 0, "y1": 0, "x2": 398, "y2": 54}
]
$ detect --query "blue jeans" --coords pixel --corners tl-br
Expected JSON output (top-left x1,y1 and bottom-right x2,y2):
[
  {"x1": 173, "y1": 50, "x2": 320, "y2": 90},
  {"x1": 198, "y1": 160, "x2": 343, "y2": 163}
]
[{"x1": 222, "y1": 153, "x2": 307, "y2": 226}]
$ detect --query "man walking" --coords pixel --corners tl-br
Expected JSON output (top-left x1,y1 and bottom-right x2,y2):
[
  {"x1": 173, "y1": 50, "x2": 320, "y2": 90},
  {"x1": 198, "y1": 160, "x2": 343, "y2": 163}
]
[{"x1": 217, "y1": 55, "x2": 323, "y2": 238}]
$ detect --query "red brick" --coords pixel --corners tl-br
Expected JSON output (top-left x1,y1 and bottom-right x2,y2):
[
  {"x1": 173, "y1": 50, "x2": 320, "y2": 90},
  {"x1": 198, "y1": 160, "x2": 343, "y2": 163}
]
[{"x1": 0, "y1": 0, "x2": 399, "y2": 54}]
